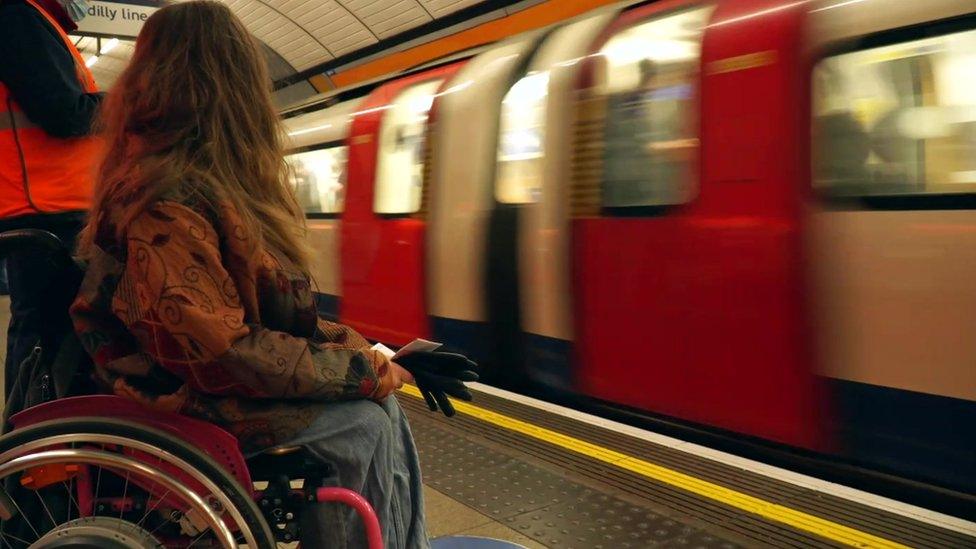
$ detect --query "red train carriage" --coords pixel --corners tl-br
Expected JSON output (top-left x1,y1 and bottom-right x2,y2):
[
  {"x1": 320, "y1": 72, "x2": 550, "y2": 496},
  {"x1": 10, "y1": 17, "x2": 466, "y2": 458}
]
[
  {"x1": 283, "y1": 0, "x2": 976, "y2": 502},
  {"x1": 340, "y1": 63, "x2": 463, "y2": 345}
]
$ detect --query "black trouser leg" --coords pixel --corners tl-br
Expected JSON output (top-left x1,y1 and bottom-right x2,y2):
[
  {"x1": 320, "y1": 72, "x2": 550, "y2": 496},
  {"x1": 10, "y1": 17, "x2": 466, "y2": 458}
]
[{"x1": 3, "y1": 215, "x2": 84, "y2": 399}]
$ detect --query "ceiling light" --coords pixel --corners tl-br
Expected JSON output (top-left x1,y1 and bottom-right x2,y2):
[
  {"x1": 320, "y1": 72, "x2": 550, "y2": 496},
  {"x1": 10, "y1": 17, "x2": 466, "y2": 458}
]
[{"x1": 100, "y1": 38, "x2": 119, "y2": 55}]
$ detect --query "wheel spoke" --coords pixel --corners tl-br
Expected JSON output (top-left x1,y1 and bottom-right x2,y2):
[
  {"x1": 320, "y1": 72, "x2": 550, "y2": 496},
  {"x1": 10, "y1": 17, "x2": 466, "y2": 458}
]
[
  {"x1": 2, "y1": 492, "x2": 40, "y2": 540},
  {"x1": 34, "y1": 489, "x2": 58, "y2": 532},
  {"x1": 136, "y1": 488, "x2": 171, "y2": 528},
  {"x1": 147, "y1": 510, "x2": 174, "y2": 537},
  {"x1": 64, "y1": 478, "x2": 78, "y2": 521},
  {"x1": 186, "y1": 529, "x2": 210, "y2": 548},
  {"x1": 0, "y1": 529, "x2": 32, "y2": 547},
  {"x1": 119, "y1": 470, "x2": 130, "y2": 522},
  {"x1": 136, "y1": 456, "x2": 165, "y2": 527},
  {"x1": 94, "y1": 463, "x2": 103, "y2": 508},
  {"x1": 65, "y1": 442, "x2": 76, "y2": 519}
]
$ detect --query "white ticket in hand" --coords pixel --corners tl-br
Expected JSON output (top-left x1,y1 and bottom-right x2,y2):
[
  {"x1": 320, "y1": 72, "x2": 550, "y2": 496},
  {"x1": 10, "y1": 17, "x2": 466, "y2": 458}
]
[{"x1": 371, "y1": 339, "x2": 442, "y2": 360}]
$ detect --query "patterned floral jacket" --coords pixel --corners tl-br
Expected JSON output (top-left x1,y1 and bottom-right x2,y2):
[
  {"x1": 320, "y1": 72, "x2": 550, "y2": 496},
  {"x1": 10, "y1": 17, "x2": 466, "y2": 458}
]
[{"x1": 70, "y1": 197, "x2": 395, "y2": 453}]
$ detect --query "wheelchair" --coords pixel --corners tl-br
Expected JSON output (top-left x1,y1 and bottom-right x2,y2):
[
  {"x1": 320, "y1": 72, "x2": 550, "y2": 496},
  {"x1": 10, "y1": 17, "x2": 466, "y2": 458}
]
[{"x1": 0, "y1": 229, "x2": 383, "y2": 548}]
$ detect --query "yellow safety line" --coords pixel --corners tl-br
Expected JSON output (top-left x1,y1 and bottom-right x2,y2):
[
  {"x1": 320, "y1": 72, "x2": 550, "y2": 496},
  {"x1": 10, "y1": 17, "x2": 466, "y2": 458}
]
[{"x1": 399, "y1": 384, "x2": 908, "y2": 548}]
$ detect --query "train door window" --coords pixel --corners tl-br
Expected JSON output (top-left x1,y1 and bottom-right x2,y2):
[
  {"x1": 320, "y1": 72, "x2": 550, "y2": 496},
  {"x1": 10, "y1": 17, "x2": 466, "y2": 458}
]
[
  {"x1": 496, "y1": 71, "x2": 549, "y2": 204},
  {"x1": 813, "y1": 27, "x2": 976, "y2": 197},
  {"x1": 374, "y1": 80, "x2": 442, "y2": 215},
  {"x1": 599, "y1": 6, "x2": 712, "y2": 209},
  {"x1": 285, "y1": 146, "x2": 349, "y2": 216}
]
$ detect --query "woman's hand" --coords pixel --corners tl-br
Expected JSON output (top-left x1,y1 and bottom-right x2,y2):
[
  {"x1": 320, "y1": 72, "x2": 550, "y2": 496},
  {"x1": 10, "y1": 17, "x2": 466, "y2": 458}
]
[
  {"x1": 373, "y1": 360, "x2": 415, "y2": 401},
  {"x1": 390, "y1": 362, "x2": 414, "y2": 390}
]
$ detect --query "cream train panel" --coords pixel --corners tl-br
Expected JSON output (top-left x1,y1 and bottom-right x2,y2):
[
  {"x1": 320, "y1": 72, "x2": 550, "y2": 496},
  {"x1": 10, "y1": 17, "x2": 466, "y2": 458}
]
[
  {"x1": 283, "y1": 98, "x2": 364, "y2": 306},
  {"x1": 808, "y1": 0, "x2": 976, "y2": 401},
  {"x1": 427, "y1": 33, "x2": 546, "y2": 324},
  {"x1": 517, "y1": 11, "x2": 619, "y2": 346},
  {"x1": 283, "y1": 99, "x2": 363, "y2": 149},
  {"x1": 809, "y1": 211, "x2": 976, "y2": 401},
  {"x1": 305, "y1": 218, "x2": 342, "y2": 302},
  {"x1": 808, "y1": 0, "x2": 974, "y2": 47}
]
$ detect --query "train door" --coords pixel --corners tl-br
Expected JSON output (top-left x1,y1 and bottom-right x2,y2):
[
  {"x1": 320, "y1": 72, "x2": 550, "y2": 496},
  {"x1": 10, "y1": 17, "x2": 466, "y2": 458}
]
[
  {"x1": 282, "y1": 99, "x2": 363, "y2": 321},
  {"x1": 808, "y1": 0, "x2": 976, "y2": 492},
  {"x1": 341, "y1": 64, "x2": 462, "y2": 345},
  {"x1": 570, "y1": 1, "x2": 824, "y2": 448},
  {"x1": 494, "y1": 10, "x2": 619, "y2": 388},
  {"x1": 426, "y1": 32, "x2": 547, "y2": 369}
]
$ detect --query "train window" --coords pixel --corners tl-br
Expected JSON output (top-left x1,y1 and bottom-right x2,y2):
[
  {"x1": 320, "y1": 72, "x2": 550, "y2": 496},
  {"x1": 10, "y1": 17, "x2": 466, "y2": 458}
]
[
  {"x1": 496, "y1": 71, "x2": 549, "y2": 204},
  {"x1": 813, "y1": 28, "x2": 976, "y2": 197},
  {"x1": 374, "y1": 79, "x2": 442, "y2": 215},
  {"x1": 285, "y1": 146, "x2": 348, "y2": 215},
  {"x1": 599, "y1": 7, "x2": 712, "y2": 209}
]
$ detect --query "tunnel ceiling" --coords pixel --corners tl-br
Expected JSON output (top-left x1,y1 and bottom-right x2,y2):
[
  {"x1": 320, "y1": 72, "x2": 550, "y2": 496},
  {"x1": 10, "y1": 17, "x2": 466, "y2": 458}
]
[
  {"x1": 216, "y1": 0, "x2": 486, "y2": 72},
  {"x1": 73, "y1": 0, "x2": 501, "y2": 89}
]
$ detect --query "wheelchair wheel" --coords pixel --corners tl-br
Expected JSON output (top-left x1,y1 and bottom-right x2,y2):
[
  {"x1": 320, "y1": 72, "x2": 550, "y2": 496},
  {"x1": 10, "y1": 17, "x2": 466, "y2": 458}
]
[{"x1": 0, "y1": 418, "x2": 276, "y2": 548}]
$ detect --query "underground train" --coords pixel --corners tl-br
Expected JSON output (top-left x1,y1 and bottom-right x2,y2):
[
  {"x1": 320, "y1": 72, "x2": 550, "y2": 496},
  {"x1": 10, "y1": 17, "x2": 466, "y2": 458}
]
[{"x1": 280, "y1": 0, "x2": 976, "y2": 502}]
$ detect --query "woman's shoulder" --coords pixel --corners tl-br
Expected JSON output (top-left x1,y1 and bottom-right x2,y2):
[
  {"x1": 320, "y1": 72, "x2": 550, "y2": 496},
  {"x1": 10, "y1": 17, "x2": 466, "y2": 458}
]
[
  {"x1": 88, "y1": 190, "x2": 213, "y2": 260},
  {"x1": 127, "y1": 200, "x2": 221, "y2": 244},
  {"x1": 130, "y1": 184, "x2": 246, "y2": 239},
  {"x1": 134, "y1": 195, "x2": 265, "y2": 269}
]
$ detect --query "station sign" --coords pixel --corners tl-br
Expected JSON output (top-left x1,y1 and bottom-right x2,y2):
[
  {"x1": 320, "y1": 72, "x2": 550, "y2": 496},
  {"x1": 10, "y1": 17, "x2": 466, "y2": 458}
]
[{"x1": 76, "y1": 0, "x2": 161, "y2": 38}]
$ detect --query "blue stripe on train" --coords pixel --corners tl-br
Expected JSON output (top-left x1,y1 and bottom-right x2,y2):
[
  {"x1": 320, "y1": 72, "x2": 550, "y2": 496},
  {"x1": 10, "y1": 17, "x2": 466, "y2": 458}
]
[
  {"x1": 431, "y1": 317, "x2": 574, "y2": 390},
  {"x1": 430, "y1": 316, "x2": 494, "y2": 364},
  {"x1": 830, "y1": 378, "x2": 976, "y2": 494},
  {"x1": 524, "y1": 333, "x2": 573, "y2": 391},
  {"x1": 313, "y1": 292, "x2": 340, "y2": 323}
]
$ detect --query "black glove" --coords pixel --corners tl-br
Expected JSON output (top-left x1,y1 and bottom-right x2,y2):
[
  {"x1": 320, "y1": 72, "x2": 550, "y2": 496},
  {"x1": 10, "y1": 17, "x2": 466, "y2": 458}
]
[{"x1": 395, "y1": 351, "x2": 479, "y2": 417}]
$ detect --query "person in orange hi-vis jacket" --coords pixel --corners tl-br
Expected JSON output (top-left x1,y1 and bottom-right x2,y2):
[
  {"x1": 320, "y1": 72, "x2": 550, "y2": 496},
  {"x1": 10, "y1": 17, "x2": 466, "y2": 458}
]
[{"x1": 0, "y1": 0, "x2": 104, "y2": 397}]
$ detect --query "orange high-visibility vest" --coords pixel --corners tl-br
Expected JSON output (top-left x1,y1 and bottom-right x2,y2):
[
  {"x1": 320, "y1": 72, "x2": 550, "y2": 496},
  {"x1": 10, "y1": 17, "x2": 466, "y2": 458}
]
[{"x1": 0, "y1": 0, "x2": 101, "y2": 219}]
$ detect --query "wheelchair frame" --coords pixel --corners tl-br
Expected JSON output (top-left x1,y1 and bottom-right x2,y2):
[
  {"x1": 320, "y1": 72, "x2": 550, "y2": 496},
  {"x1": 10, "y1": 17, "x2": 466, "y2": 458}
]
[{"x1": 0, "y1": 394, "x2": 384, "y2": 548}]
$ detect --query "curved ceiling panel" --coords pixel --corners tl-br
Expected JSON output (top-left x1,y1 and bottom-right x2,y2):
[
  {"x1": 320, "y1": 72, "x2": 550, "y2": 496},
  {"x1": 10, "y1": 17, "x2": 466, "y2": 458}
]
[
  {"x1": 213, "y1": 0, "x2": 489, "y2": 71},
  {"x1": 70, "y1": 0, "x2": 504, "y2": 90},
  {"x1": 346, "y1": 0, "x2": 432, "y2": 38},
  {"x1": 276, "y1": 0, "x2": 375, "y2": 57},
  {"x1": 223, "y1": 0, "x2": 332, "y2": 71},
  {"x1": 422, "y1": 0, "x2": 482, "y2": 18}
]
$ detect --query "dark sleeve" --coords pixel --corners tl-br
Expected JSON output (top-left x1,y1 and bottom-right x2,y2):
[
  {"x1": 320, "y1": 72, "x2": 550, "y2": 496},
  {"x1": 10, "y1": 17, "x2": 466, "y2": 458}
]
[{"x1": 0, "y1": 5, "x2": 104, "y2": 138}]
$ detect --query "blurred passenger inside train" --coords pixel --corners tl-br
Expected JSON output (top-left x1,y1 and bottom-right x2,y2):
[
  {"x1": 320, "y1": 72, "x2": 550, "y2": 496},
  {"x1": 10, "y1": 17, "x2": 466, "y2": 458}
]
[
  {"x1": 0, "y1": 0, "x2": 103, "y2": 398},
  {"x1": 290, "y1": 160, "x2": 323, "y2": 213},
  {"x1": 68, "y1": 2, "x2": 474, "y2": 547},
  {"x1": 812, "y1": 65, "x2": 870, "y2": 188},
  {"x1": 603, "y1": 58, "x2": 694, "y2": 208}
]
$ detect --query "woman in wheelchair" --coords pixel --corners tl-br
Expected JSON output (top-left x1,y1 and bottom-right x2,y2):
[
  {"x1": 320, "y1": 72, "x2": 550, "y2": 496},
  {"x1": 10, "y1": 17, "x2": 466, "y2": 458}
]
[{"x1": 0, "y1": 2, "x2": 476, "y2": 547}]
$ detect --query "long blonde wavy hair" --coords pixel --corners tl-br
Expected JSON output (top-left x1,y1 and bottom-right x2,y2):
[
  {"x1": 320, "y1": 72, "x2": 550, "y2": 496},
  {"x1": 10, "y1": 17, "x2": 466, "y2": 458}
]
[{"x1": 79, "y1": 1, "x2": 309, "y2": 268}]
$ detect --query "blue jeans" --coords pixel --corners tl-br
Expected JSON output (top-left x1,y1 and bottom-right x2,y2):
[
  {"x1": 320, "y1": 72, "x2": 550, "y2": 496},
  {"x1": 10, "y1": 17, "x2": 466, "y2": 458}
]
[{"x1": 274, "y1": 396, "x2": 429, "y2": 549}]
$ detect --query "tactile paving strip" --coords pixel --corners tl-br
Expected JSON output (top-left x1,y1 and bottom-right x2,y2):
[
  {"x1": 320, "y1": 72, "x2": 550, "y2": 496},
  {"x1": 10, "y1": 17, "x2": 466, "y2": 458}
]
[
  {"x1": 412, "y1": 422, "x2": 518, "y2": 484},
  {"x1": 409, "y1": 413, "x2": 749, "y2": 548},
  {"x1": 431, "y1": 459, "x2": 593, "y2": 520},
  {"x1": 502, "y1": 490, "x2": 742, "y2": 549}
]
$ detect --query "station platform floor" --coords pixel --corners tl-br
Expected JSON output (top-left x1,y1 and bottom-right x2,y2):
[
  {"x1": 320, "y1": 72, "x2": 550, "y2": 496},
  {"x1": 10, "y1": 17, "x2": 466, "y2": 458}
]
[
  {"x1": 402, "y1": 384, "x2": 976, "y2": 549},
  {"x1": 1, "y1": 296, "x2": 975, "y2": 548}
]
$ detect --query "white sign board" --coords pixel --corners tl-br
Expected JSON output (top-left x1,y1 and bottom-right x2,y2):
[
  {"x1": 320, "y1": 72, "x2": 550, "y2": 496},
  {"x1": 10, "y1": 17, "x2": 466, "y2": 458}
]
[{"x1": 76, "y1": 1, "x2": 157, "y2": 38}]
